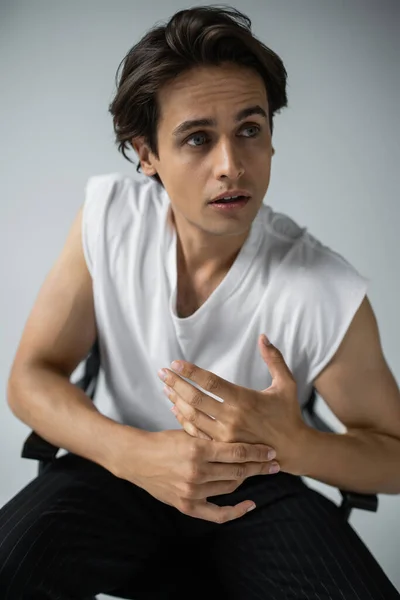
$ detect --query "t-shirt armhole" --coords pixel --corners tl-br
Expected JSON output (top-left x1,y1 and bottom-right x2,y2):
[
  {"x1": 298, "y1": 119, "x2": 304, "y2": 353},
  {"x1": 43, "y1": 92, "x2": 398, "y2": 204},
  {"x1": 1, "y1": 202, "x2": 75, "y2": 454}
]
[{"x1": 306, "y1": 276, "x2": 369, "y2": 385}]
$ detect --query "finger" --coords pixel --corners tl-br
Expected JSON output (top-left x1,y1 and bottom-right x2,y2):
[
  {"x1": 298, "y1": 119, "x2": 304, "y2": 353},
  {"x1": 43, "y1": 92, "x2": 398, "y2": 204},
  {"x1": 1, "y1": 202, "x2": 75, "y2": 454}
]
[
  {"x1": 203, "y1": 459, "x2": 280, "y2": 482},
  {"x1": 166, "y1": 386, "x2": 218, "y2": 438},
  {"x1": 209, "y1": 441, "x2": 276, "y2": 464},
  {"x1": 179, "y1": 479, "x2": 242, "y2": 500},
  {"x1": 172, "y1": 407, "x2": 212, "y2": 441},
  {"x1": 182, "y1": 499, "x2": 256, "y2": 524},
  {"x1": 258, "y1": 334, "x2": 295, "y2": 386},
  {"x1": 160, "y1": 370, "x2": 224, "y2": 419},
  {"x1": 168, "y1": 361, "x2": 236, "y2": 406}
]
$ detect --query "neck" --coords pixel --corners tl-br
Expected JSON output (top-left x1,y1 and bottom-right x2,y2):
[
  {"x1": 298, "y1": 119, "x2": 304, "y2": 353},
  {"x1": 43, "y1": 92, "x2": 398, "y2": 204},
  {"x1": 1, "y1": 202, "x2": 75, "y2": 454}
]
[{"x1": 169, "y1": 207, "x2": 250, "y2": 279}]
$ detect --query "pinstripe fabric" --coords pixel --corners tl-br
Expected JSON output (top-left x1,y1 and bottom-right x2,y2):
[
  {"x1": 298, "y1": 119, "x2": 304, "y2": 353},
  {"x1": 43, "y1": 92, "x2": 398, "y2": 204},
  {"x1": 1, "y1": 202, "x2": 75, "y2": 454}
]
[
  {"x1": 206, "y1": 473, "x2": 400, "y2": 599},
  {"x1": 0, "y1": 454, "x2": 398, "y2": 599},
  {"x1": 0, "y1": 454, "x2": 183, "y2": 599}
]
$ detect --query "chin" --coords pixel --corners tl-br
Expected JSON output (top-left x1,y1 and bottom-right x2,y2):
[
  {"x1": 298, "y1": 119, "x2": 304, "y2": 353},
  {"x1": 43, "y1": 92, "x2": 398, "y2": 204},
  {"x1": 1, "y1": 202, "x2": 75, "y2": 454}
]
[{"x1": 200, "y1": 219, "x2": 253, "y2": 238}]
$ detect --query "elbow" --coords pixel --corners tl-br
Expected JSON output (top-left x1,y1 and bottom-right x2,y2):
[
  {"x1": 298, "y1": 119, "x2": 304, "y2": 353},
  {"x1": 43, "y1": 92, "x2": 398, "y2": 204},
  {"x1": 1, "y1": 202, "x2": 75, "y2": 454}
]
[
  {"x1": 6, "y1": 368, "x2": 36, "y2": 422},
  {"x1": 6, "y1": 374, "x2": 25, "y2": 418}
]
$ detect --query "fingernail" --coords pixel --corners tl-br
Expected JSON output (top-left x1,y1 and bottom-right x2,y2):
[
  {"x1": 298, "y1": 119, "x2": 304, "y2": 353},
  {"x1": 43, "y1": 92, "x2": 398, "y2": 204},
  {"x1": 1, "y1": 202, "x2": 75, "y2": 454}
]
[
  {"x1": 158, "y1": 368, "x2": 167, "y2": 381},
  {"x1": 268, "y1": 450, "x2": 276, "y2": 460},
  {"x1": 269, "y1": 463, "x2": 280, "y2": 474},
  {"x1": 171, "y1": 361, "x2": 183, "y2": 372},
  {"x1": 170, "y1": 405, "x2": 178, "y2": 415},
  {"x1": 246, "y1": 503, "x2": 256, "y2": 513},
  {"x1": 263, "y1": 334, "x2": 271, "y2": 346}
]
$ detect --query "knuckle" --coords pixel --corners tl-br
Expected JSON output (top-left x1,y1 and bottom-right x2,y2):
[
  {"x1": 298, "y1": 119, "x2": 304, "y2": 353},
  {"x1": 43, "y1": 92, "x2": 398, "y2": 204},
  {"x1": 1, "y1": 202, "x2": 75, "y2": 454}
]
[
  {"x1": 185, "y1": 364, "x2": 196, "y2": 379},
  {"x1": 191, "y1": 391, "x2": 203, "y2": 408},
  {"x1": 179, "y1": 499, "x2": 194, "y2": 515},
  {"x1": 253, "y1": 445, "x2": 264, "y2": 462},
  {"x1": 233, "y1": 464, "x2": 246, "y2": 479},
  {"x1": 186, "y1": 461, "x2": 201, "y2": 482},
  {"x1": 215, "y1": 510, "x2": 230, "y2": 525},
  {"x1": 205, "y1": 374, "x2": 220, "y2": 393},
  {"x1": 186, "y1": 409, "x2": 197, "y2": 424},
  {"x1": 181, "y1": 482, "x2": 196, "y2": 499},
  {"x1": 167, "y1": 373, "x2": 178, "y2": 387},
  {"x1": 269, "y1": 347, "x2": 283, "y2": 362},
  {"x1": 233, "y1": 444, "x2": 248, "y2": 462},
  {"x1": 257, "y1": 445, "x2": 271, "y2": 462},
  {"x1": 188, "y1": 440, "x2": 201, "y2": 461}
]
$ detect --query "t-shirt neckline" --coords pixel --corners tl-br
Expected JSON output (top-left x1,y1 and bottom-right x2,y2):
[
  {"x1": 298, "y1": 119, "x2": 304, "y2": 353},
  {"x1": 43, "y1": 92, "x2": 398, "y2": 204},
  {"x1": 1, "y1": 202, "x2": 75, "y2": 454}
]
[{"x1": 161, "y1": 197, "x2": 264, "y2": 323}]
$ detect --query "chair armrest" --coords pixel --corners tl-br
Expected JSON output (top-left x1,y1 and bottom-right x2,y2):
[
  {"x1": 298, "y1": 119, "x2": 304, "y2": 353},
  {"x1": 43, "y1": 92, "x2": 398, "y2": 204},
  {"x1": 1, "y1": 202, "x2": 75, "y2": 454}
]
[
  {"x1": 20, "y1": 372, "x2": 95, "y2": 463},
  {"x1": 339, "y1": 490, "x2": 378, "y2": 518},
  {"x1": 21, "y1": 430, "x2": 59, "y2": 462}
]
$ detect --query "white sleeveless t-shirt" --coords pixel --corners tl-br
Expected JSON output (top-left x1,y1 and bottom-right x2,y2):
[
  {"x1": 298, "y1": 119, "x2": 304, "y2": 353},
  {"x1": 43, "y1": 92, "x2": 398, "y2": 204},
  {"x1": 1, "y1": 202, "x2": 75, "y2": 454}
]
[{"x1": 81, "y1": 173, "x2": 369, "y2": 432}]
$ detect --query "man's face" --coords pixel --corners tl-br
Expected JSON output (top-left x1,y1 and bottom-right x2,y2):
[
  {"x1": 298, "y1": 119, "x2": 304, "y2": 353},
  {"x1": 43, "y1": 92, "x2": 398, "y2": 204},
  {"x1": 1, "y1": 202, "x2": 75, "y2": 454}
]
[{"x1": 135, "y1": 63, "x2": 273, "y2": 238}]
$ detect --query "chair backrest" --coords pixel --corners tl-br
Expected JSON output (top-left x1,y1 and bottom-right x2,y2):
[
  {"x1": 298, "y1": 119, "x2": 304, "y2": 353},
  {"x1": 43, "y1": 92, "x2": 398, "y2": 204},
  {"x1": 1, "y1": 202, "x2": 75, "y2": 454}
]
[{"x1": 74, "y1": 339, "x2": 101, "y2": 399}]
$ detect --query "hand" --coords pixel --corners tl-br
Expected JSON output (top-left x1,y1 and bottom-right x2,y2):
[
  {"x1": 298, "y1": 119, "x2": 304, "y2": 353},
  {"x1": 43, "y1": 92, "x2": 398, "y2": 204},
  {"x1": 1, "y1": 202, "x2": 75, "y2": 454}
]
[
  {"x1": 157, "y1": 334, "x2": 309, "y2": 474},
  {"x1": 115, "y1": 428, "x2": 278, "y2": 523}
]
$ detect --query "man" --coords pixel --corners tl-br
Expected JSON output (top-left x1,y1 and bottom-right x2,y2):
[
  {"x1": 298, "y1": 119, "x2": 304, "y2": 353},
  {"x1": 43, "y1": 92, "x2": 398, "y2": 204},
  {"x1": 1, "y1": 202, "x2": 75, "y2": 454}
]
[{"x1": 2, "y1": 5, "x2": 400, "y2": 599}]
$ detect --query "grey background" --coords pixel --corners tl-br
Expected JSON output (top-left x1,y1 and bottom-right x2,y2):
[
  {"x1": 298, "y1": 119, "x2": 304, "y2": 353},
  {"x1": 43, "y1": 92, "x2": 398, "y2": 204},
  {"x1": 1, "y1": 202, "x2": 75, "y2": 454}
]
[{"x1": 1, "y1": 0, "x2": 399, "y2": 595}]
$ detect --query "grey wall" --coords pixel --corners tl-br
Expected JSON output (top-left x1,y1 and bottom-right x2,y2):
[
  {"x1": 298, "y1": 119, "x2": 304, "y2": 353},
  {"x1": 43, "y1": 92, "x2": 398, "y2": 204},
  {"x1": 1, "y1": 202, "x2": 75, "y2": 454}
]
[{"x1": 1, "y1": 0, "x2": 399, "y2": 594}]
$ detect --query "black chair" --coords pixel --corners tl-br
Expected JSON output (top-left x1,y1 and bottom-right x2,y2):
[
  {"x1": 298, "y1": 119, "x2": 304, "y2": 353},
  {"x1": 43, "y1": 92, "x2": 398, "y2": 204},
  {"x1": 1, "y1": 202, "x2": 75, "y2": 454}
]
[{"x1": 21, "y1": 341, "x2": 379, "y2": 600}]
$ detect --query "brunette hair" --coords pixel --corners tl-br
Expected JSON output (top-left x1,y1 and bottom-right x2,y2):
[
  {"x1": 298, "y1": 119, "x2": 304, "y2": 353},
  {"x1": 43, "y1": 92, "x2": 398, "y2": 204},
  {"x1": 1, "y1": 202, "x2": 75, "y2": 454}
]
[{"x1": 108, "y1": 5, "x2": 288, "y2": 185}]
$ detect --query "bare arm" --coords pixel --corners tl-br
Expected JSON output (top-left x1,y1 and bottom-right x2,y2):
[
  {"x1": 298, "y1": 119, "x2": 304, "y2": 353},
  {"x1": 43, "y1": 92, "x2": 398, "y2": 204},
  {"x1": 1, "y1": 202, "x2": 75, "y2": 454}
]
[
  {"x1": 6, "y1": 204, "x2": 276, "y2": 523},
  {"x1": 301, "y1": 295, "x2": 400, "y2": 494},
  {"x1": 6, "y1": 206, "x2": 135, "y2": 473}
]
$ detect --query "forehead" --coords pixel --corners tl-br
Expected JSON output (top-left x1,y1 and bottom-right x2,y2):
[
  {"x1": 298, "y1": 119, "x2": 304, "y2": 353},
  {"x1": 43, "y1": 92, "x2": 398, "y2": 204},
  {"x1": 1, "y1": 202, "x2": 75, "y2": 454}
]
[{"x1": 157, "y1": 64, "x2": 268, "y2": 127}]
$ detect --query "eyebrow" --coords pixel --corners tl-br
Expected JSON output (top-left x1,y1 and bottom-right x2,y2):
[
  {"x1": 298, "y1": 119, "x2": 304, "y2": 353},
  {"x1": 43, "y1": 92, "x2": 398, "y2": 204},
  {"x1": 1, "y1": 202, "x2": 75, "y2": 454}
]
[{"x1": 172, "y1": 105, "x2": 268, "y2": 138}]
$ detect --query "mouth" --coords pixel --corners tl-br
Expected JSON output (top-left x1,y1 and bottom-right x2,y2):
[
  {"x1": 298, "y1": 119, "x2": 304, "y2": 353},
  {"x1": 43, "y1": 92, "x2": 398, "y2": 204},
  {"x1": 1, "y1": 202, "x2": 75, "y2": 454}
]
[
  {"x1": 208, "y1": 190, "x2": 252, "y2": 209},
  {"x1": 209, "y1": 190, "x2": 251, "y2": 202},
  {"x1": 208, "y1": 195, "x2": 251, "y2": 212}
]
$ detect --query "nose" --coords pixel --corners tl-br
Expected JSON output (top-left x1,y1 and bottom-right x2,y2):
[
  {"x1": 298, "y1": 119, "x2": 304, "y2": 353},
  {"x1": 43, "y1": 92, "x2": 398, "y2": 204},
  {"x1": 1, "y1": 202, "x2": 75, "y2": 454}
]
[{"x1": 213, "y1": 138, "x2": 245, "y2": 181}]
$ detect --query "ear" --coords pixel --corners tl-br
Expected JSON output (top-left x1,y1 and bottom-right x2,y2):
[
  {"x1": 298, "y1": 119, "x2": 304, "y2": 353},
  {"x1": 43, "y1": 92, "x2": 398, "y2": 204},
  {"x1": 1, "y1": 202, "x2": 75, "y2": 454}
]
[
  {"x1": 131, "y1": 136, "x2": 158, "y2": 177},
  {"x1": 271, "y1": 146, "x2": 275, "y2": 156}
]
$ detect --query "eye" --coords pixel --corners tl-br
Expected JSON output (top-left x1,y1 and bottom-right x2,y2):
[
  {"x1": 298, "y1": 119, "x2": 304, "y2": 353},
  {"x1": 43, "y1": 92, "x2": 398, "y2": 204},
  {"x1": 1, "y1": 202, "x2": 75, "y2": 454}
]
[
  {"x1": 186, "y1": 132, "x2": 209, "y2": 147},
  {"x1": 241, "y1": 125, "x2": 261, "y2": 137}
]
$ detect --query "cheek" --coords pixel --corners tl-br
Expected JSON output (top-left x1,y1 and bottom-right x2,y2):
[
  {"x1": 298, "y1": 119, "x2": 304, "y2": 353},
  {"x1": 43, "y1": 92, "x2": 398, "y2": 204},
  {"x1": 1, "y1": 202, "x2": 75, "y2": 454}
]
[
  {"x1": 168, "y1": 158, "x2": 207, "y2": 192},
  {"x1": 164, "y1": 148, "x2": 202, "y2": 176},
  {"x1": 246, "y1": 151, "x2": 272, "y2": 186},
  {"x1": 259, "y1": 146, "x2": 273, "y2": 170},
  {"x1": 260, "y1": 158, "x2": 272, "y2": 181},
  {"x1": 160, "y1": 175, "x2": 201, "y2": 215}
]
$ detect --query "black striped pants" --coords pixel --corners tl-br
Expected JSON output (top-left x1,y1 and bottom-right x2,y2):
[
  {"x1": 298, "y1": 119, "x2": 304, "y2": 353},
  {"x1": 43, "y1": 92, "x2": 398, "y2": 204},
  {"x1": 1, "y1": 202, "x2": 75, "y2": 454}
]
[{"x1": 0, "y1": 453, "x2": 398, "y2": 599}]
